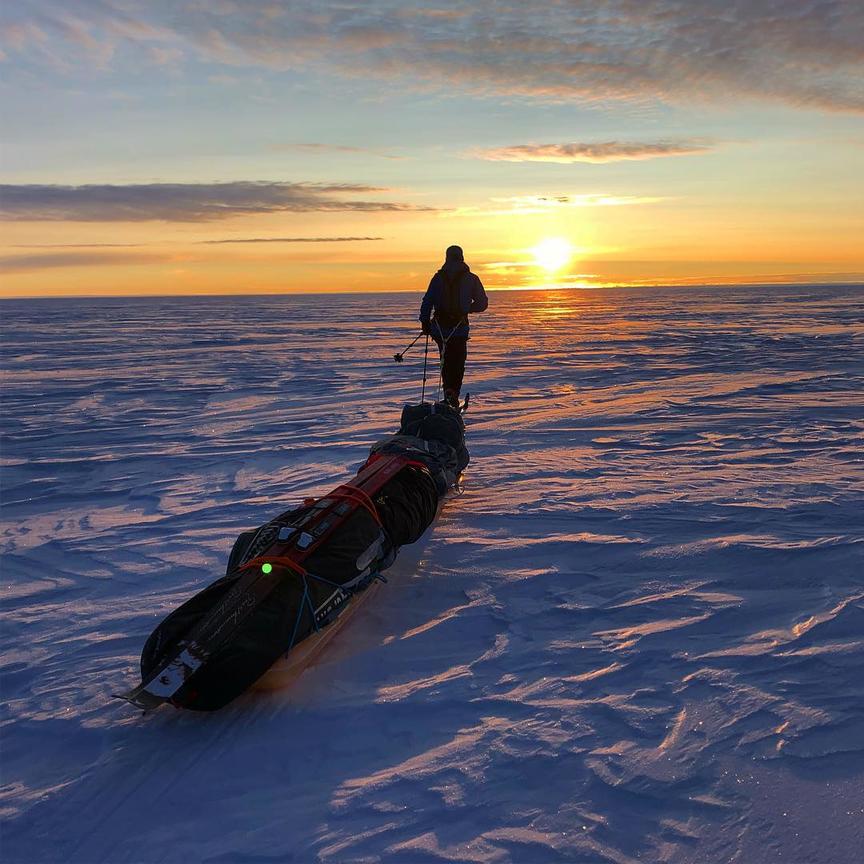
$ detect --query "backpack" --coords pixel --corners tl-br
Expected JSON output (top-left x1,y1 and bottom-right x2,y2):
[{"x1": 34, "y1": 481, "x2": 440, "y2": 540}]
[{"x1": 434, "y1": 269, "x2": 467, "y2": 329}]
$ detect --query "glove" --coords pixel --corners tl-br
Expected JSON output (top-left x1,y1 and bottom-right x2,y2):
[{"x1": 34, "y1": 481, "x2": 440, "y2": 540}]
[{"x1": 421, "y1": 320, "x2": 431, "y2": 335}]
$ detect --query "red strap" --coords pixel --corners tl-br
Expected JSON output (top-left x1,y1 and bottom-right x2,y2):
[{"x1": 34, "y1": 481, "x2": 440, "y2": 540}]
[
  {"x1": 240, "y1": 555, "x2": 307, "y2": 575},
  {"x1": 242, "y1": 453, "x2": 405, "y2": 568},
  {"x1": 330, "y1": 485, "x2": 382, "y2": 526}
]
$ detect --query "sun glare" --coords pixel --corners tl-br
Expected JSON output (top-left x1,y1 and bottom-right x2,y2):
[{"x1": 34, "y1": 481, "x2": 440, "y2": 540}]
[{"x1": 531, "y1": 237, "x2": 574, "y2": 272}]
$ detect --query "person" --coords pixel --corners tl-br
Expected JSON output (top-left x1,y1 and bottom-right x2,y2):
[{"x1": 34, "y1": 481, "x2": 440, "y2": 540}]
[{"x1": 419, "y1": 245, "x2": 488, "y2": 407}]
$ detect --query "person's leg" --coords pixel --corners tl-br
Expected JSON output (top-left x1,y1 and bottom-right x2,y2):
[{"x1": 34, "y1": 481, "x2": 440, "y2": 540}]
[{"x1": 441, "y1": 337, "x2": 468, "y2": 397}]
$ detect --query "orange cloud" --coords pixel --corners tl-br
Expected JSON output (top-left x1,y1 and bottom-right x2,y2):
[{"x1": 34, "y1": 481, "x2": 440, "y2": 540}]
[
  {"x1": 0, "y1": 251, "x2": 164, "y2": 273},
  {"x1": 200, "y1": 236, "x2": 383, "y2": 244},
  {"x1": 476, "y1": 140, "x2": 716, "y2": 164}
]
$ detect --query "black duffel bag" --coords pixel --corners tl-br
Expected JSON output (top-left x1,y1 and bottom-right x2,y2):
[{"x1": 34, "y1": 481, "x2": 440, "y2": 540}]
[{"x1": 139, "y1": 463, "x2": 439, "y2": 710}]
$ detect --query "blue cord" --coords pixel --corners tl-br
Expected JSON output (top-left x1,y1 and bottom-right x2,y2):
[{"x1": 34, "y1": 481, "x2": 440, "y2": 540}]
[{"x1": 284, "y1": 568, "x2": 388, "y2": 652}]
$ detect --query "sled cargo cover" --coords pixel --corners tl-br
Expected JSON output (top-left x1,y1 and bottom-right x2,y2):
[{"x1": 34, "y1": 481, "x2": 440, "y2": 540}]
[{"x1": 119, "y1": 400, "x2": 467, "y2": 712}]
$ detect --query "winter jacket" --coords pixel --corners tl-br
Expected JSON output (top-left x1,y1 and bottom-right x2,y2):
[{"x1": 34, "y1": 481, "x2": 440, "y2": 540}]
[{"x1": 418, "y1": 261, "x2": 488, "y2": 341}]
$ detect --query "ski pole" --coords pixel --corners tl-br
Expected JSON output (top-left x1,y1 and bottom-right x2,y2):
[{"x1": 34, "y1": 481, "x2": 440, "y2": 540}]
[
  {"x1": 393, "y1": 331, "x2": 424, "y2": 363},
  {"x1": 421, "y1": 334, "x2": 429, "y2": 402}
]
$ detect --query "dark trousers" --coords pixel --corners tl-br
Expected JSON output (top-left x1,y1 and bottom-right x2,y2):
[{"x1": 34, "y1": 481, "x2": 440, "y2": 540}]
[{"x1": 433, "y1": 335, "x2": 468, "y2": 396}]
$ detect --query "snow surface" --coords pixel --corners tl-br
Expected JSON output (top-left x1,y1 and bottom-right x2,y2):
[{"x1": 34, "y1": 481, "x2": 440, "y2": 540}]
[{"x1": 2, "y1": 285, "x2": 863, "y2": 863}]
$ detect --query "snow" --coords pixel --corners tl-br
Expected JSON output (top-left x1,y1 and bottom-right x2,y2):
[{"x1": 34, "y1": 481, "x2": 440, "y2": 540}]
[{"x1": 2, "y1": 285, "x2": 863, "y2": 863}]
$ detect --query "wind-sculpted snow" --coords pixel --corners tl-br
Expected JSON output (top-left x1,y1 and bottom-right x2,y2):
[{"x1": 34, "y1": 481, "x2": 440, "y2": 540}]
[{"x1": 1, "y1": 286, "x2": 863, "y2": 862}]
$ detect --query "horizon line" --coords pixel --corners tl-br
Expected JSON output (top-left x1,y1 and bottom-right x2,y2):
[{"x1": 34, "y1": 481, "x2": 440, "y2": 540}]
[{"x1": 2, "y1": 280, "x2": 863, "y2": 301}]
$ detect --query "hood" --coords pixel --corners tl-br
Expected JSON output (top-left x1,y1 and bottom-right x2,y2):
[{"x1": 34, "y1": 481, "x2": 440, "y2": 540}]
[{"x1": 441, "y1": 260, "x2": 469, "y2": 276}]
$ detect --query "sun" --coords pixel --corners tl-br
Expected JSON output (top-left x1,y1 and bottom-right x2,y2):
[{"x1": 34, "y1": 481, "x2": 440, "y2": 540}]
[{"x1": 531, "y1": 237, "x2": 574, "y2": 272}]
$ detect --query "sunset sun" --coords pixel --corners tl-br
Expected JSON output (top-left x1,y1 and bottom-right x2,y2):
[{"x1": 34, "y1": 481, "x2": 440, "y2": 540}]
[{"x1": 531, "y1": 238, "x2": 574, "y2": 272}]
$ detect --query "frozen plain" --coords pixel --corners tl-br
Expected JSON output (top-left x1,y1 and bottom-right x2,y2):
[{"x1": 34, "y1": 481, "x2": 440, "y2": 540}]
[{"x1": 1, "y1": 285, "x2": 863, "y2": 863}]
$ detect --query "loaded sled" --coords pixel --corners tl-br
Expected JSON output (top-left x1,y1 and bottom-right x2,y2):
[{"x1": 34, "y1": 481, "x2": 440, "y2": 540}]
[{"x1": 117, "y1": 399, "x2": 468, "y2": 712}]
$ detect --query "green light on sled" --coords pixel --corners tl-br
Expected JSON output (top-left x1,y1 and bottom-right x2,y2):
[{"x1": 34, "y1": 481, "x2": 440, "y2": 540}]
[{"x1": 261, "y1": 562, "x2": 273, "y2": 574}]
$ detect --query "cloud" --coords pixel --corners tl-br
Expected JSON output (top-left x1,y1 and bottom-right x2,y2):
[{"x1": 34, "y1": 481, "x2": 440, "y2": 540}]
[
  {"x1": 3, "y1": 1, "x2": 862, "y2": 113},
  {"x1": 10, "y1": 242, "x2": 144, "y2": 248},
  {"x1": 10, "y1": 237, "x2": 383, "y2": 247},
  {"x1": 499, "y1": 194, "x2": 665, "y2": 207},
  {"x1": 0, "y1": 251, "x2": 160, "y2": 273},
  {"x1": 275, "y1": 143, "x2": 407, "y2": 160},
  {"x1": 476, "y1": 140, "x2": 716, "y2": 164},
  {"x1": 0, "y1": 182, "x2": 432, "y2": 222},
  {"x1": 200, "y1": 236, "x2": 383, "y2": 243},
  {"x1": 451, "y1": 193, "x2": 665, "y2": 216}
]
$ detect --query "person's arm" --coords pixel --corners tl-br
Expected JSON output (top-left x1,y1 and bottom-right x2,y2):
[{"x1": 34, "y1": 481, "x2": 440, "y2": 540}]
[
  {"x1": 419, "y1": 278, "x2": 436, "y2": 332},
  {"x1": 469, "y1": 274, "x2": 488, "y2": 313}
]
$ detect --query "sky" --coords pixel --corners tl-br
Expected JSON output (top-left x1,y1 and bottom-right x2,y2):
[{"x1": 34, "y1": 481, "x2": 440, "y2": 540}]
[{"x1": 1, "y1": 0, "x2": 863, "y2": 297}]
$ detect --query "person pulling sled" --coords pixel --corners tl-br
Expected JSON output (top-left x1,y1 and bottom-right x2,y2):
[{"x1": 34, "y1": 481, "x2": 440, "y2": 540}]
[{"x1": 419, "y1": 245, "x2": 488, "y2": 407}]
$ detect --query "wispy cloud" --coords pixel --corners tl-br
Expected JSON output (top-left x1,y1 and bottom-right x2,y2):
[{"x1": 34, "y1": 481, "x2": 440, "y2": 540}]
[
  {"x1": 9, "y1": 237, "x2": 384, "y2": 247},
  {"x1": 503, "y1": 194, "x2": 665, "y2": 207},
  {"x1": 0, "y1": 182, "x2": 432, "y2": 222},
  {"x1": 0, "y1": 251, "x2": 161, "y2": 273},
  {"x1": 10, "y1": 242, "x2": 144, "y2": 248},
  {"x1": 476, "y1": 140, "x2": 716, "y2": 164},
  {"x1": 275, "y1": 143, "x2": 407, "y2": 160},
  {"x1": 4, "y1": 1, "x2": 862, "y2": 113},
  {"x1": 452, "y1": 193, "x2": 665, "y2": 217},
  {"x1": 200, "y1": 236, "x2": 383, "y2": 244}
]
